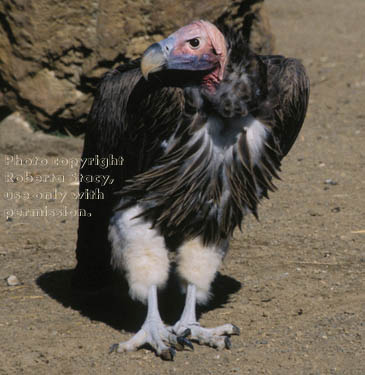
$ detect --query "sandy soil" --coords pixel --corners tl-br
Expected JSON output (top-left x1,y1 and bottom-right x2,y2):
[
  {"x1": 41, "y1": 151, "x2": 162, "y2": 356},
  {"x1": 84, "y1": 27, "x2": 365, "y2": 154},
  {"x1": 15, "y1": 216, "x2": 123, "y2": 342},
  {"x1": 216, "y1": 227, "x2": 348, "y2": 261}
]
[{"x1": 0, "y1": 0, "x2": 364, "y2": 374}]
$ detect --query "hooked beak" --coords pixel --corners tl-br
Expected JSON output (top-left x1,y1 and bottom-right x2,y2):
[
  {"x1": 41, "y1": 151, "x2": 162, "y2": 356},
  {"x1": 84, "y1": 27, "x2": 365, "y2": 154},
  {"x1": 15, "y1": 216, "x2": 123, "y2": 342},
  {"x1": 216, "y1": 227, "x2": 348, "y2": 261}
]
[
  {"x1": 141, "y1": 43, "x2": 166, "y2": 80},
  {"x1": 141, "y1": 37, "x2": 175, "y2": 80}
]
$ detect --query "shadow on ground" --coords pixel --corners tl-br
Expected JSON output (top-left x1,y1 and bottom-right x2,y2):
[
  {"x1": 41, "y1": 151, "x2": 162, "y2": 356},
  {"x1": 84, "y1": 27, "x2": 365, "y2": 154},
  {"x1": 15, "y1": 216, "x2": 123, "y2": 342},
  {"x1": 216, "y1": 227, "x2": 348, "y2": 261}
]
[{"x1": 36, "y1": 267, "x2": 242, "y2": 334}]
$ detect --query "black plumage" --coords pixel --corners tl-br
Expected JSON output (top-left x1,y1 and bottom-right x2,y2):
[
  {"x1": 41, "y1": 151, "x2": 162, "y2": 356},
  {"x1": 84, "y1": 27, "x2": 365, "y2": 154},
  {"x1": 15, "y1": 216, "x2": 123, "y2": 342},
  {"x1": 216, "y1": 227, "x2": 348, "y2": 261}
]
[
  {"x1": 73, "y1": 21, "x2": 309, "y2": 292},
  {"x1": 72, "y1": 20, "x2": 310, "y2": 360}
]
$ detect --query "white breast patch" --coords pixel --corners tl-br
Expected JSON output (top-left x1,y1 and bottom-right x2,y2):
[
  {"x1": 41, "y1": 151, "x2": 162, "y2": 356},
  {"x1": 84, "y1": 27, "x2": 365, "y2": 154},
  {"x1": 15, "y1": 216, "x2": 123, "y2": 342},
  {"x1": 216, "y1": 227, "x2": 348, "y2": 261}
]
[{"x1": 245, "y1": 118, "x2": 268, "y2": 164}]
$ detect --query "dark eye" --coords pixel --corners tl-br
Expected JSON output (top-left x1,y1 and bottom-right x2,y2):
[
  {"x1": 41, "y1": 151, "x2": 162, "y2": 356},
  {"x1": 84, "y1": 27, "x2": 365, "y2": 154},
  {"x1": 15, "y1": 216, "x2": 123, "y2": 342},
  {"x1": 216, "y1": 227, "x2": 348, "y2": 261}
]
[{"x1": 189, "y1": 38, "x2": 200, "y2": 48}]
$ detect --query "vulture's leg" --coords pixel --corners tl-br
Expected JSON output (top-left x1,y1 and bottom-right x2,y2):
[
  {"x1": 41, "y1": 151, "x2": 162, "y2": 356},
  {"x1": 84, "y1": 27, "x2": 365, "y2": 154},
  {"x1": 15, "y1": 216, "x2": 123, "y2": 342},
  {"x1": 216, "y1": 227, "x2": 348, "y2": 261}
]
[
  {"x1": 171, "y1": 239, "x2": 240, "y2": 349},
  {"x1": 108, "y1": 205, "x2": 192, "y2": 359},
  {"x1": 110, "y1": 285, "x2": 190, "y2": 360}
]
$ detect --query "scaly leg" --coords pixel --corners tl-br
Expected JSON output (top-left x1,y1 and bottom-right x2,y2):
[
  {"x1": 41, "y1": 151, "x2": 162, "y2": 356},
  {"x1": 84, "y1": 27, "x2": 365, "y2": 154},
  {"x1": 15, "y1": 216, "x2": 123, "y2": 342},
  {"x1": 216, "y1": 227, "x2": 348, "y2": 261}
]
[
  {"x1": 170, "y1": 283, "x2": 240, "y2": 349},
  {"x1": 109, "y1": 206, "x2": 192, "y2": 360},
  {"x1": 173, "y1": 238, "x2": 240, "y2": 349},
  {"x1": 110, "y1": 285, "x2": 193, "y2": 360}
]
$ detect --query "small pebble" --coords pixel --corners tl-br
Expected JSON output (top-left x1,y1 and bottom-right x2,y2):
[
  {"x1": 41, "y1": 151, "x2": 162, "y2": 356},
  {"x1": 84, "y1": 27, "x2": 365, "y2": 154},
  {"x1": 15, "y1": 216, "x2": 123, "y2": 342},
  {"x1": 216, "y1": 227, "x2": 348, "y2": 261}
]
[
  {"x1": 6, "y1": 275, "x2": 21, "y2": 286},
  {"x1": 256, "y1": 340, "x2": 268, "y2": 345},
  {"x1": 324, "y1": 179, "x2": 338, "y2": 185},
  {"x1": 353, "y1": 81, "x2": 365, "y2": 88}
]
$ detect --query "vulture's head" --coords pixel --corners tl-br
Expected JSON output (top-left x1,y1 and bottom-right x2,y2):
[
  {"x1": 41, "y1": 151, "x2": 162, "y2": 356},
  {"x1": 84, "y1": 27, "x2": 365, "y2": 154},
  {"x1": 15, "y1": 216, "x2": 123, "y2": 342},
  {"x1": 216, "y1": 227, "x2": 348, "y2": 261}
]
[{"x1": 141, "y1": 20, "x2": 227, "y2": 91}]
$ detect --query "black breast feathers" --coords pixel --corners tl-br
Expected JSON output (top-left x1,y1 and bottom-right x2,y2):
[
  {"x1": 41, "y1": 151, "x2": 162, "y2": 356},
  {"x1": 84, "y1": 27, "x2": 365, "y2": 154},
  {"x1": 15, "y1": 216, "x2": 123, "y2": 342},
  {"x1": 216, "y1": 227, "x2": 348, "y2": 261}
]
[{"x1": 114, "y1": 41, "x2": 309, "y2": 246}]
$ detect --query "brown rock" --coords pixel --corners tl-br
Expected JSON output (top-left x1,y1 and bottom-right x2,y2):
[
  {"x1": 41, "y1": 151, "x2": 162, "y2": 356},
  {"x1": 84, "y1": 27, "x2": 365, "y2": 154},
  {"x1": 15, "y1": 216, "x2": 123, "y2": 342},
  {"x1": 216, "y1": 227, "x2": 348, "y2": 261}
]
[{"x1": 0, "y1": 0, "x2": 274, "y2": 133}]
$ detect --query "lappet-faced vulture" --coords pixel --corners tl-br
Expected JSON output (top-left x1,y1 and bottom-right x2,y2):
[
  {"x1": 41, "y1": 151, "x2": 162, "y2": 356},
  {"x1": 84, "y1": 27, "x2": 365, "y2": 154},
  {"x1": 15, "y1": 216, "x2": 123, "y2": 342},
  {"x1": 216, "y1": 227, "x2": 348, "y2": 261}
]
[{"x1": 73, "y1": 20, "x2": 309, "y2": 360}]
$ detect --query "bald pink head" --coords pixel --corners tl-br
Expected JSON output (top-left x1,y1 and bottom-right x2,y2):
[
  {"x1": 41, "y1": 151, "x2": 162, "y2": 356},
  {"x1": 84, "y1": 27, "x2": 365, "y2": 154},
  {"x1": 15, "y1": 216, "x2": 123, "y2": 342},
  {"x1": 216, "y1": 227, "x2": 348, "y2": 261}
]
[
  {"x1": 141, "y1": 20, "x2": 227, "y2": 90},
  {"x1": 169, "y1": 21, "x2": 227, "y2": 82}
]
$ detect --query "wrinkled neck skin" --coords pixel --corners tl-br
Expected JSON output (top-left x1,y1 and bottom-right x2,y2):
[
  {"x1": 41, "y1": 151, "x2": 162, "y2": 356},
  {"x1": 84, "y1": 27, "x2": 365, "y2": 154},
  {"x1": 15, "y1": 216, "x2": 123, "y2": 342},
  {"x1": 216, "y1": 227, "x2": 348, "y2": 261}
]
[
  {"x1": 202, "y1": 68, "x2": 221, "y2": 93},
  {"x1": 201, "y1": 57, "x2": 226, "y2": 93}
]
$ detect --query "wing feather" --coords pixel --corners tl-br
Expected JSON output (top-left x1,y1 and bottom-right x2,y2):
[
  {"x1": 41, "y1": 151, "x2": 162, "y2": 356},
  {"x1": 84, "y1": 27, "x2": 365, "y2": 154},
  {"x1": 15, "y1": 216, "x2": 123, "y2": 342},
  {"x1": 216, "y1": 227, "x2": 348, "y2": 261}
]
[
  {"x1": 262, "y1": 55, "x2": 310, "y2": 157},
  {"x1": 75, "y1": 62, "x2": 184, "y2": 280}
]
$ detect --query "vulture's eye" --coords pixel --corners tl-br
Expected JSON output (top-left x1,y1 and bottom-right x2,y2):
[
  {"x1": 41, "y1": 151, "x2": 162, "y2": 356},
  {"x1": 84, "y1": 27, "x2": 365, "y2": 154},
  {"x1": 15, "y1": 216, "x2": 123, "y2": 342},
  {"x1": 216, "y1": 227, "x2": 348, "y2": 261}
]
[{"x1": 188, "y1": 38, "x2": 200, "y2": 49}]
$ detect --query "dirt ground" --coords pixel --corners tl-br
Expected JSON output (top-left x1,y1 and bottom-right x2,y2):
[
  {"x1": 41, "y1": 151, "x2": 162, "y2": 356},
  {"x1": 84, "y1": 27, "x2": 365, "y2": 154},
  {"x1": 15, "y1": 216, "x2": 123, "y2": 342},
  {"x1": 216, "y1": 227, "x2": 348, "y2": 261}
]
[{"x1": 1, "y1": 0, "x2": 364, "y2": 374}]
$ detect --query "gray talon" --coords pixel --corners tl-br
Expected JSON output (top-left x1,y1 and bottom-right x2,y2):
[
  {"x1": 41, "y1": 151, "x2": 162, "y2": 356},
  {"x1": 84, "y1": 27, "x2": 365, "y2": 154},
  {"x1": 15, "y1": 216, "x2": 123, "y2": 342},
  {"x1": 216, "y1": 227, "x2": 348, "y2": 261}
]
[
  {"x1": 109, "y1": 343, "x2": 119, "y2": 354},
  {"x1": 224, "y1": 336, "x2": 232, "y2": 349},
  {"x1": 177, "y1": 336, "x2": 194, "y2": 351},
  {"x1": 161, "y1": 347, "x2": 176, "y2": 361},
  {"x1": 175, "y1": 344, "x2": 185, "y2": 351},
  {"x1": 172, "y1": 341, "x2": 184, "y2": 351},
  {"x1": 182, "y1": 328, "x2": 191, "y2": 338},
  {"x1": 232, "y1": 325, "x2": 240, "y2": 335}
]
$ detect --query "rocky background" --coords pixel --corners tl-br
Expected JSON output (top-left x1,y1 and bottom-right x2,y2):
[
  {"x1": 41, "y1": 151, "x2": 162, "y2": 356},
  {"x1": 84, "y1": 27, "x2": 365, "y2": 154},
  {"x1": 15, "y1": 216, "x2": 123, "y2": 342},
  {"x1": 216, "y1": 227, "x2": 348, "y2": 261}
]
[{"x1": 0, "y1": 0, "x2": 273, "y2": 134}]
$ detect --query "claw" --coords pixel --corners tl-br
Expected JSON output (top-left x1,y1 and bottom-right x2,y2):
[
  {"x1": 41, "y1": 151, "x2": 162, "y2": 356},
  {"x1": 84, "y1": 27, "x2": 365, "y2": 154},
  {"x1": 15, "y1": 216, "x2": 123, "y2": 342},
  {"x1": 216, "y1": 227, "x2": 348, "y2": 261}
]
[
  {"x1": 177, "y1": 336, "x2": 194, "y2": 351},
  {"x1": 109, "y1": 343, "x2": 119, "y2": 354},
  {"x1": 160, "y1": 347, "x2": 176, "y2": 361},
  {"x1": 181, "y1": 328, "x2": 191, "y2": 338},
  {"x1": 172, "y1": 342, "x2": 185, "y2": 351},
  {"x1": 231, "y1": 325, "x2": 240, "y2": 336},
  {"x1": 224, "y1": 336, "x2": 232, "y2": 350}
]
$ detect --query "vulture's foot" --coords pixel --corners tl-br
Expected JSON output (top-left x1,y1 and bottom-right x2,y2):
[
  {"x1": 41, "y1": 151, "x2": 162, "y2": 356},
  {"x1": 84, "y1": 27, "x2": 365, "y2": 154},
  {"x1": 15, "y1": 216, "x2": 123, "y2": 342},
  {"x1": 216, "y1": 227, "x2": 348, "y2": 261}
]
[
  {"x1": 109, "y1": 285, "x2": 193, "y2": 360},
  {"x1": 169, "y1": 284, "x2": 240, "y2": 350},
  {"x1": 109, "y1": 319, "x2": 193, "y2": 360},
  {"x1": 171, "y1": 322, "x2": 240, "y2": 350}
]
